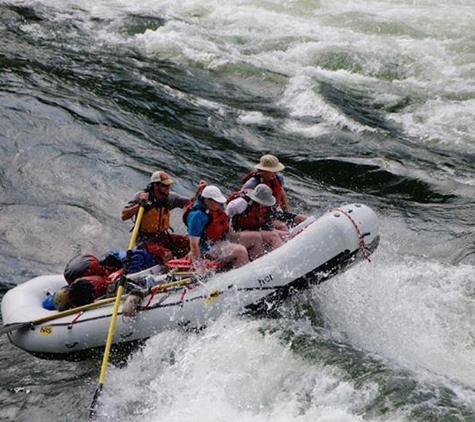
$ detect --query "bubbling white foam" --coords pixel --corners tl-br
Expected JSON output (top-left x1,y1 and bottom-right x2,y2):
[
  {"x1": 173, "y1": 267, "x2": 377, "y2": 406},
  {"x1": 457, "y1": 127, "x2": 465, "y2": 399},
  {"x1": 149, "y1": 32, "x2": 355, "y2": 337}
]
[
  {"x1": 9, "y1": 0, "x2": 475, "y2": 150},
  {"x1": 100, "y1": 315, "x2": 383, "y2": 422},
  {"x1": 314, "y1": 217, "x2": 475, "y2": 389}
]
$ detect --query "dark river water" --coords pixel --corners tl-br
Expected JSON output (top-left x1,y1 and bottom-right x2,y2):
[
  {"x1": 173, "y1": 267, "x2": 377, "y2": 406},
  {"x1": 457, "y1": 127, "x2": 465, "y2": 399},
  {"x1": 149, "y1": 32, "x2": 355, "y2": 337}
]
[{"x1": 1, "y1": 1, "x2": 475, "y2": 421}]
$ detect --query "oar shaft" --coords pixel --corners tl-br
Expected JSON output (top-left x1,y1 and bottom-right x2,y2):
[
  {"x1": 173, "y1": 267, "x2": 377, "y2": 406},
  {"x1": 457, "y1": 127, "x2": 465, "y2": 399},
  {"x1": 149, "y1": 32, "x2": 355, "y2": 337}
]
[
  {"x1": 150, "y1": 278, "x2": 192, "y2": 294},
  {"x1": 98, "y1": 284, "x2": 124, "y2": 384},
  {"x1": 31, "y1": 297, "x2": 117, "y2": 326},
  {"x1": 90, "y1": 205, "x2": 145, "y2": 419},
  {"x1": 128, "y1": 207, "x2": 144, "y2": 251}
]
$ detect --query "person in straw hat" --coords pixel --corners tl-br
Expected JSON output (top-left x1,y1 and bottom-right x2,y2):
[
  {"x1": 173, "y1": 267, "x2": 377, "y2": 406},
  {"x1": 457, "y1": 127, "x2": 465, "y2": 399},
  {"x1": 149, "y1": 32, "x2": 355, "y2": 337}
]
[
  {"x1": 122, "y1": 170, "x2": 206, "y2": 264},
  {"x1": 241, "y1": 155, "x2": 307, "y2": 229},
  {"x1": 226, "y1": 184, "x2": 283, "y2": 252}
]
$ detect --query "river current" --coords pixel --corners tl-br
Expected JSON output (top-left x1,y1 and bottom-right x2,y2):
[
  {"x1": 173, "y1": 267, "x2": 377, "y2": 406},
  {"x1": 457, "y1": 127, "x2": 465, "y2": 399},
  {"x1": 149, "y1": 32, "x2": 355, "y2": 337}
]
[{"x1": 1, "y1": 0, "x2": 475, "y2": 421}]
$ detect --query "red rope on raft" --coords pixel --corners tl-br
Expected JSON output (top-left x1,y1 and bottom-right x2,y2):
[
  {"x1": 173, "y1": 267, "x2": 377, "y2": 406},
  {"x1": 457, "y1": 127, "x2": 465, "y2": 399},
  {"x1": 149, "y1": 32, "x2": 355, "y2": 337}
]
[
  {"x1": 143, "y1": 290, "x2": 156, "y2": 309},
  {"x1": 70, "y1": 311, "x2": 84, "y2": 324},
  {"x1": 332, "y1": 208, "x2": 371, "y2": 263}
]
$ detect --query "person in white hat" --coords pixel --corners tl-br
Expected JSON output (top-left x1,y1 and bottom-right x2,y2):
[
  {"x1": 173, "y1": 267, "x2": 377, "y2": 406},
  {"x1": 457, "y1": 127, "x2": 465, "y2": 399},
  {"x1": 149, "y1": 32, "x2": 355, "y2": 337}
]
[
  {"x1": 122, "y1": 170, "x2": 206, "y2": 264},
  {"x1": 226, "y1": 184, "x2": 283, "y2": 251},
  {"x1": 183, "y1": 185, "x2": 264, "y2": 272},
  {"x1": 241, "y1": 154, "x2": 307, "y2": 229}
]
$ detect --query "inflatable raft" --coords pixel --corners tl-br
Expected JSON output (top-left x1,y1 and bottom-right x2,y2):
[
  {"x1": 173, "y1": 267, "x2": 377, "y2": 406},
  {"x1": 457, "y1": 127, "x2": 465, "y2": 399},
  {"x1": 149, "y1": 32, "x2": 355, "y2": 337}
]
[{"x1": 1, "y1": 204, "x2": 379, "y2": 360}]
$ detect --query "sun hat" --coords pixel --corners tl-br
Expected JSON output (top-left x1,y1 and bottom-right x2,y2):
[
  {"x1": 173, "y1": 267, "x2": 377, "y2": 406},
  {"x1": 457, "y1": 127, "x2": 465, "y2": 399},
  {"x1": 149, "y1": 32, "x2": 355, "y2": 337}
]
[
  {"x1": 247, "y1": 184, "x2": 276, "y2": 206},
  {"x1": 254, "y1": 155, "x2": 285, "y2": 172},
  {"x1": 150, "y1": 171, "x2": 174, "y2": 185},
  {"x1": 201, "y1": 186, "x2": 227, "y2": 203},
  {"x1": 53, "y1": 288, "x2": 71, "y2": 311}
]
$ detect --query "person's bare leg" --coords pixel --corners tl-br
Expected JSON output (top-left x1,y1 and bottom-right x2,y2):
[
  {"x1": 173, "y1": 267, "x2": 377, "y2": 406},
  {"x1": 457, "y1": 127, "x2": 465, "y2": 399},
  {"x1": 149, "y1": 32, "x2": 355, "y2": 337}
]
[
  {"x1": 230, "y1": 231, "x2": 263, "y2": 260},
  {"x1": 225, "y1": 244, "x2": 249, "y2": 267},
  {"x1": 209, "y1": 242, "x2": 249, "y2": 268},
  {"x1": 260, "y1": 230, "x2": 282, "y2": 252}
]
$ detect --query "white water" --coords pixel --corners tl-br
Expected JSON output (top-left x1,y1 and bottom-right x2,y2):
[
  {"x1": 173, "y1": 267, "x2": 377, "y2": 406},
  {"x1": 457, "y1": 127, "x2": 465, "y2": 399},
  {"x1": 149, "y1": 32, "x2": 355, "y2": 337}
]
[
  {"x1": 4, "y1": 0, "x2": 475, "y2": 419},
  {"x1": 101, "y1": 317, "x2": 383, "y2": 422},
  {"x1": 316, "y1": 219, "x2": 475, "y2": 388},
  {"x1": 12, "y1": 0, "x2": 475, "y2": 154}
]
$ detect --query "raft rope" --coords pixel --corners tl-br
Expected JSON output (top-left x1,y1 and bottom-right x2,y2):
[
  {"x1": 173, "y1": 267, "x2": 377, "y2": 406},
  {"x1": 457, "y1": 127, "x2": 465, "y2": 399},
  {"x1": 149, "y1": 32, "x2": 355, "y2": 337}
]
[
  {"x1": 179, "y1": 287, "x2": 187, "y2": 305},
  {"x1": 332, "y1": 208, "x2": 371, "y2": 263},
  {"x1": 70, "y1": 311, "x2": 84, "y2": 325},
  {"x1": 141, "y1": 279, "x2": 195, "y2": 309},
  {"x1": 143, "y1": 290, "x2": 156, "y2": 309}
]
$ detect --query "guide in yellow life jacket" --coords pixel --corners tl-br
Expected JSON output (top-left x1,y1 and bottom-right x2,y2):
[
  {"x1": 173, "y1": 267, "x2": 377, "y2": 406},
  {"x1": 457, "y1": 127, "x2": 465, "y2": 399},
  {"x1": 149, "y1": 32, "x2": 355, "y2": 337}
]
[{"x1": 121, "y1": 171, "x2": 207, "y2": 264}]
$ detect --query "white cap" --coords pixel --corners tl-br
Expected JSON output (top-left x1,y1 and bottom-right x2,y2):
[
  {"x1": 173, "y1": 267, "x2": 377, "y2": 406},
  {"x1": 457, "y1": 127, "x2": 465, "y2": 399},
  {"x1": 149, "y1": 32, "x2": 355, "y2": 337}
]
[{"x1": 201, "y1": 185, "x2": 227, "y2": 203}]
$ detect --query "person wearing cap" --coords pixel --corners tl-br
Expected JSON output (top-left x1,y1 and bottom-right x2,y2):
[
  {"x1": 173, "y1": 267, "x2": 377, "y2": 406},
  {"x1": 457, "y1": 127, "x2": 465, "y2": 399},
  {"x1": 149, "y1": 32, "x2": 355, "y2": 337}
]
[
  {"x1": 241, "y1": 154, "x2": 307, "y2": 228},
  {"x1": 122, "y1": 170, "x2": 206, "y2": 264},
  {"x1": 183, "y1": 185, "x2": 264, "y2": 273},
  {"x1": 226, "y1": 184, "x2": 283, "y2": 251}
]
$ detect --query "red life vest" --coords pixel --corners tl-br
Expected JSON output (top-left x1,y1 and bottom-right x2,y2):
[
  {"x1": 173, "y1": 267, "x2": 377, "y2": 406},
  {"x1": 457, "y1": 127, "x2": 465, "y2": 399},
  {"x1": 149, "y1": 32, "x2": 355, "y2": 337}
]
[
  {"x1": 183, "y1": 199, "x2": 230, "y2": 243},
  {"x1": 227, "y1": 190, "x2": 270, "y2": 231},
  {"x1": 241, "y1": 170, "x2": 284, "y2": 205}
]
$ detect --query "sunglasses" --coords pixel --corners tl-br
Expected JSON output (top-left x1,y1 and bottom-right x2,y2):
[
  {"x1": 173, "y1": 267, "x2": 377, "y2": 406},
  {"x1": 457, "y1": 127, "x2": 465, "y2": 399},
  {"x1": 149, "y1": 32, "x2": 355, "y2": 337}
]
[{"x1": 153, "y1": 183, "x2": 170, "y2": 188}]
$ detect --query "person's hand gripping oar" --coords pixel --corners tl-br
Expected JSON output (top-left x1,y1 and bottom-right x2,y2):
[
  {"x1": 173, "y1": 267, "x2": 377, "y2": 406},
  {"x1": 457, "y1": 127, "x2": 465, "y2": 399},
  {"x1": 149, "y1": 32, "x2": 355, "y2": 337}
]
[{"x1": 89, "y1": 203, "x2": 145, "y2": 419}]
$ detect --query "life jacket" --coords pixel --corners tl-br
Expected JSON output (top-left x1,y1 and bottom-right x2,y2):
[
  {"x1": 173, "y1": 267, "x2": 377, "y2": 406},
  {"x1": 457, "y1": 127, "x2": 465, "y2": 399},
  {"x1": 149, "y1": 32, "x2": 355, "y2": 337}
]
[
  {"x1": 241, "y1": 170, "x2": 284, "y2": 205},
  {"x1": 140, "y1": 195, "x2": 172, "y2": 234},
  {"x1": 227, "y1": 190, "x2": 270, "y2": 231},
  {"x1": 183, "y1": 199, "x2": 230, "y2": 243}
]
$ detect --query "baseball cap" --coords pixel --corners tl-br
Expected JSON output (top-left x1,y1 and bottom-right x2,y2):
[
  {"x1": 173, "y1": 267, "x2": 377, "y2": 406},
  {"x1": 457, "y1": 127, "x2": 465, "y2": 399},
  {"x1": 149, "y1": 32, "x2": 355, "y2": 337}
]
[
  {"x1": 201, "y1": 186, "x2": 227, "y2": 203},
  {"x1": 150, "y1": 171, "x2": 174, "y2": 185}
]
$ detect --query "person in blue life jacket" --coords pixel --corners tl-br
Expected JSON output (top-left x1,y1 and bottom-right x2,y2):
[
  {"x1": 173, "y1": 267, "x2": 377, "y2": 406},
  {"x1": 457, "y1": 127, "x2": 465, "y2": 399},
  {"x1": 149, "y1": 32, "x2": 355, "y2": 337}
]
[
  {"x1": 241, "y1": 154, "x2": 307, "y2": 229},
  {"x1": 121, "y1": 170, "x2": 206, "y2": 264},
  {"x1": 226, "y1": 184, "x2": 284, "y2": 252},
  {"x1": 183, "y1": 185, "x2": 264, "y2": 274}
]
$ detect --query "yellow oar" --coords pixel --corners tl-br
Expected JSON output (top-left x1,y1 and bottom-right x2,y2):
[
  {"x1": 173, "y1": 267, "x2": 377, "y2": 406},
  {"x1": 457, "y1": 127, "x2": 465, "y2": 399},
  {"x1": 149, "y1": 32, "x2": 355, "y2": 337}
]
[
  {"x1": 89, "y1": 204, "x2": 145, "y2": 419},
  {"x1": 149, "y1": 277, "x2": 192, "y2": 294},
  {"x1": 0, "y1": 276, "x2": 195, "y2": 338},
  {"x1": 0, "y1": 296, "x2": 120, "y2": 336}
]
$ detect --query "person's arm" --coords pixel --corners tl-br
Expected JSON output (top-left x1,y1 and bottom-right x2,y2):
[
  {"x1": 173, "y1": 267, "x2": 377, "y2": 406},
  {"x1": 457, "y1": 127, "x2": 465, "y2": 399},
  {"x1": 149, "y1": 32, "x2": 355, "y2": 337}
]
[
  {"x1": 276, "y1": 173, "x2": 290, "y2": 211},
  {"x1": 194, "y1": 180, "x2": 207, "y2": 199},
  {"x1": 242, "y1": 177, "x2": 258, "y2": 190},
  {"x1": 280, "y1": 189, "x2": 291, "y2": 212},
  {"x1": 189, "y1": 236, "x2": 203, "y2": 268},
  {"x1": 121, "y1": 192, "x2": 148, "y2": 221},
  {"x1": 172, "y1": 180, "x2": 207, "y2": 209},
  {"x1": 225, "y1": 198, "x2": 247, "y2": 218},
  {"x1": 186, "y1": 210, "x2": 208, "y2": 273},
  {"x1": 121, "y1": 203, "x2": 140, "y2": 221}
]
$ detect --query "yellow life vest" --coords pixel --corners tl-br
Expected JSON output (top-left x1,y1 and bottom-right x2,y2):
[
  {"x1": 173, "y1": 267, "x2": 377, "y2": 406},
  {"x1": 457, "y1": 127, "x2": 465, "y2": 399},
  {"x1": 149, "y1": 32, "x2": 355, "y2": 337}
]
[{"x1": 140, "y1": 206, "x2": 171, "y2": 234}]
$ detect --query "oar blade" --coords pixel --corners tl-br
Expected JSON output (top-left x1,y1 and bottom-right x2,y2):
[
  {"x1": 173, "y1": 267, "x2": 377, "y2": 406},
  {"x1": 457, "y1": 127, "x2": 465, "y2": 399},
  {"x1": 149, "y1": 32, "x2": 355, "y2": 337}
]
[{"x1": 89, "y1": 383, "x2": 103, "y2": 420}]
